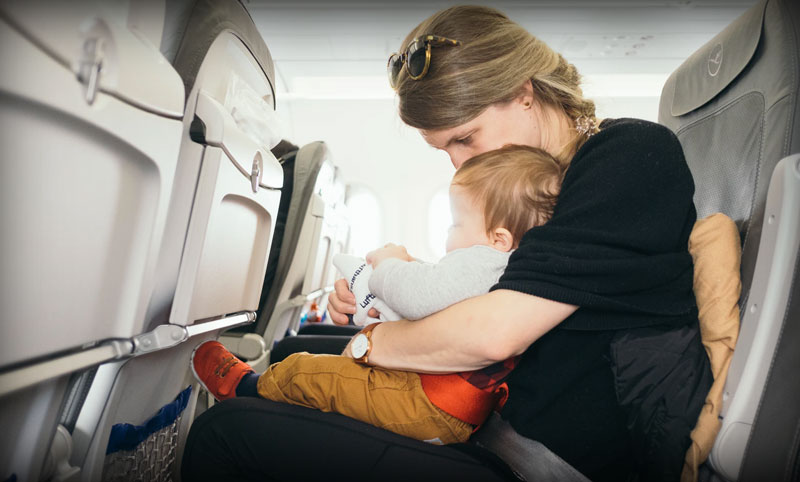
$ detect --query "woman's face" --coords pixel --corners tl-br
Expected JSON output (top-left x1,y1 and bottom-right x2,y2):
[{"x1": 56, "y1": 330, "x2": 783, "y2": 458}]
[{"x1": 420, "y1": 96, "x2": 545, "y2": 169}]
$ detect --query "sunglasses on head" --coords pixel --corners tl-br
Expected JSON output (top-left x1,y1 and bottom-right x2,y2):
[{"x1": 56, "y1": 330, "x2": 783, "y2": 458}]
[{"x1": 387, "y1": 35, "x2": 461, "y2": 89}]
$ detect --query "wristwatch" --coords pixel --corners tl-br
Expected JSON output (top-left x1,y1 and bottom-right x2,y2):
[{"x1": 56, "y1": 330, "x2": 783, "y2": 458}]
[{"x1": 351, "y1": 322, "x2": 381, "y2": 365}]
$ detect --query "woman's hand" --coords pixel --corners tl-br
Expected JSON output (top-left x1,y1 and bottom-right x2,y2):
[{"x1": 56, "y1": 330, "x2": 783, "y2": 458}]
[
  {"x1": 327, "y1": 279, "x2": 380, "y2": 325},
  {"x1": 327, "y1": 279, "x2": 356, "y2": 325},
  {"x1": 366, "y1": 243, "x2": 414, "y2": 269}
]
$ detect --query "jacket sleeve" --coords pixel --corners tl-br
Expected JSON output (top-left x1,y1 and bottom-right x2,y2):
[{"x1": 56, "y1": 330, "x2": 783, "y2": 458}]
[
  {"x1": 494, "y1": 119, "x2": 699, "y2": 329},
  {"x1": 369, "y1": 247, "x2": 509, "y2": 321}
]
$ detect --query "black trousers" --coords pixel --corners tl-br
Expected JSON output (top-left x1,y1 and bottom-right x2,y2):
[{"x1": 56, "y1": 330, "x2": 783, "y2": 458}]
[
  {"x1": 181, "y1": 397, "x2": 517, "y2": 482},
  {"x1": 182, "y1": 331, "x2": 517, "y2": 481}
]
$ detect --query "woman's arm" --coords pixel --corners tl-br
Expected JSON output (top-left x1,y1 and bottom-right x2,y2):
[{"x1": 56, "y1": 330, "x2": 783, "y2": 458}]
[{"x1": 344, "y1": 289, "x2": 577, "y2": 373}]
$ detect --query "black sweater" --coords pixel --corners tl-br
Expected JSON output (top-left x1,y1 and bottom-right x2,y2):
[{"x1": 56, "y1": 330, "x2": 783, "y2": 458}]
[{"x1": 493, "y1": 119, "x2": 711, "y2": 482}]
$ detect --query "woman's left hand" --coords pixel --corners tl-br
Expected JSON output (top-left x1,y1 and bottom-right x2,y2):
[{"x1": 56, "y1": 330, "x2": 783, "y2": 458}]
[{"x1": 366, "y1": 243, "x2": 413, "y2": 268}]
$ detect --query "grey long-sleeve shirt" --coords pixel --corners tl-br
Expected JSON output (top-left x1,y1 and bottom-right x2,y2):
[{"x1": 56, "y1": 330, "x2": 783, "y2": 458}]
[{"x1": 368, "y1": 245, "x2": 511, "y2": 321}]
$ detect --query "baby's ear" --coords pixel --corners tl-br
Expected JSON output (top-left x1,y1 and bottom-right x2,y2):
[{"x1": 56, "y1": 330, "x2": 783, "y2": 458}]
[{"x1": 490, "y1": 228, "x2": 514, "y2": 252}]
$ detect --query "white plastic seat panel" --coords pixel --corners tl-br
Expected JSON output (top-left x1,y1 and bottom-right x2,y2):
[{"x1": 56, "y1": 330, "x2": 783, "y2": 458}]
[
  {"x1": 70, "y1": 342, "x2": 202, "y2": 481},
  {"x1": 186, "y1": 31, "x2": 276, "y2": 129},
  {"x1": 305, "y1": 175, "x2": 350, "y2": 318},
  {"x1": 65, "y1": 8, "x2": 281, "y2": 481},
  {"x1": 0, "y1": 0, "x2": 184, "y2": 118},
  {"x1": 299, "y1": 159, "x2": 341, "y2": 300},
  {"x1": 167, "y1": 29, "x2": 282, "y2": 327},
  {"x1": 169, "y1": 145, "x2": 281, "y2": 325},
  {"x1": 0, "y1": 19, "x2": 183, "y2": 369},
  {"x1": 710, "y1": 155, "x2": 800, "y2": 480},
  {"x1": 283, "y1": 207, "x2": 350, "y2": 335},
  {"x1": 295, "y1": 195, "x2": 328, "y2": 307},
  {"x1": 312, "y1": 208, "x2": 348, "y2": 297}
]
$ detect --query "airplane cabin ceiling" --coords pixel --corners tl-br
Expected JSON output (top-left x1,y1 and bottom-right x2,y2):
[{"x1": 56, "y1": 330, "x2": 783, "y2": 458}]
[{"x1": 246, "y1": 0, "x2": 756, "y2": 97}]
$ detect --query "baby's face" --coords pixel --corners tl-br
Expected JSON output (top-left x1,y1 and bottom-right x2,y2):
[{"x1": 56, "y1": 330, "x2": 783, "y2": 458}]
[{"x1": 445, "y1": 185, "x2": 492, "y2": 252}]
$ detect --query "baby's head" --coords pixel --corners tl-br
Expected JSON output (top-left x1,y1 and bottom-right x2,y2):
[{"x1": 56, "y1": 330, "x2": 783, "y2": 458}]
[{"x1": 447, "y1": 145, "x2": 564, "y2": 253}]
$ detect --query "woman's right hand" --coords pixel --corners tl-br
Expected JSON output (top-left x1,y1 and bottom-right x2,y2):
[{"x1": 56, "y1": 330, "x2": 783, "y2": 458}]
[{"x1": 327, "y1": 278, "x2": 380, "y2": 325}]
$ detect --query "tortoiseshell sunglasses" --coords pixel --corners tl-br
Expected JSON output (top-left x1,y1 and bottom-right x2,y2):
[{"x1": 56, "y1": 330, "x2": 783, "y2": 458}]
[{"x1": 387, "y1": 35, "x2": 461, "y2": 88}]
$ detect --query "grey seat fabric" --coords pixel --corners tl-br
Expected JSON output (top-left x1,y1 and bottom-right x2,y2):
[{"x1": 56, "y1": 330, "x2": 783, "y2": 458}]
[
  {"x1": 659, "y1": 0, "x2": 799, "y2": 298},
  {"x1": 170, "y1": 0, "x2": 275, "y2": 105},
  {"x1": 658, "y1": 0, "x2": 800, "y2": 480}
]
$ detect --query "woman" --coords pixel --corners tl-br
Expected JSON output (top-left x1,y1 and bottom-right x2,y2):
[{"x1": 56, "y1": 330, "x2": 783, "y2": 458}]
[{"x1": 182, "y1": 6, "x2": 712, "y2": 481}]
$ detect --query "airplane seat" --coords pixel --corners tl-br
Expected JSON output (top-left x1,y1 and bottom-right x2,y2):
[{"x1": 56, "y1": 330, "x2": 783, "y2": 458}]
[
  {"x1": 261, "y1": 148, "x2": 300, "y2": 319},
  {"x1": 157, "y1": 0, "x2": 196, "y2": 64},
  {"x1": 50, "y1": 1, "x2": 284, "y2": 481},
  {"x1": 658, "y1": 0, "x2": 800, "y2": 479},
  {"x1": 289, "y1": 169, "x2": 356, "y2": 338},
  {"x1": 253, "y1": 142, "x2": 339, "y2": 363},
  {"x1": 216, "y1": 146, "x2": 298, "y2": 360},
  {"x1": 219, "y1": 141, "x2": 340, "y2": 372},
  {"x1": 269, "y1": 185, "x2": 355, "y2": 355},
  {"x1": 223, "y1": 147, "x2": 298, "y2": 342},
  {"x1": 319, "y1": 166, "x2": 353, "y2": 315},
  {"x1": 0, "y1": 2, "x2": 185, "y2": 480}
]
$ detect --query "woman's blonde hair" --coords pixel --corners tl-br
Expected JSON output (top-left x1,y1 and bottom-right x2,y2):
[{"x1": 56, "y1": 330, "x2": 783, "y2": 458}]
[
  {"x1": 451, "y1": 145, "x2": 564, "y2": 247},
  {"x1": 395, "y1": 5, "x2": 597, "y2": 161}
]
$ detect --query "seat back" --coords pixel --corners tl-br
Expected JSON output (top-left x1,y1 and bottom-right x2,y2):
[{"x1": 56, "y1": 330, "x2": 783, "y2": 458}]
[
  {"x1": 259, "y1": 149, "x2": 300, "y2": 326},
  {"x1": 248, "y1": 142, "x2": 341, "y2": 362},
  {"x1": 658, "y1": 0, "x2": 800, "y2": 479},
  {"x1": 0, "y1": 2, "x2": 185, "y2": 480},
  {"x1": 329, "y1": 168, "x2": 352, "y2": 276},
  {"x1": 58, "y1": 1, "x2": 284, "y2": 480},
  {"x1": 286, "y1": 164, "x2": 351, "y2": 332}
]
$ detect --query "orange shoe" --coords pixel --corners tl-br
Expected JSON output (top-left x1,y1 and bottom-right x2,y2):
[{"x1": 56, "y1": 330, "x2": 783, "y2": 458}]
[{"x1": 191, "y1": 341, "x2": 254, "y2": 401}]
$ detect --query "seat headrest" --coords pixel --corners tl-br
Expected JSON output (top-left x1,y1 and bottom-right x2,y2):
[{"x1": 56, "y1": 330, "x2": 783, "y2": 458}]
[{"x1": 668, "y1": 0, "x2": 767, "y2": 117}]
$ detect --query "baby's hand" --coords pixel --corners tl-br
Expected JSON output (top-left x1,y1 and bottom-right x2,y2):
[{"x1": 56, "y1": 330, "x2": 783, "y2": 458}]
[{"x1": 366, "y1": 243, "x2": 413, "y2": 269}]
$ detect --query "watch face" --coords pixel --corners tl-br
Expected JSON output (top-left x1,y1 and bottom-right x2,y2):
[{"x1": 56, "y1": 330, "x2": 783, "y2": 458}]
[{"x1": 351, "y1": 334, "x2": 368, "y2": 359}]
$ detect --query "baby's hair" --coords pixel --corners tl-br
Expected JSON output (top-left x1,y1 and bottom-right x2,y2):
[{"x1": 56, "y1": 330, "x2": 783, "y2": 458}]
[{"x1": 451, "y1": 145, "x2": 564, "y2": 247}]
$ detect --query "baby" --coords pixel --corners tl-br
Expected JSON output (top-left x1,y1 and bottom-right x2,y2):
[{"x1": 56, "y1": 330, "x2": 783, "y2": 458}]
[{"x1": 192, "y1": 144, "x2": 564, "y2": 444}]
